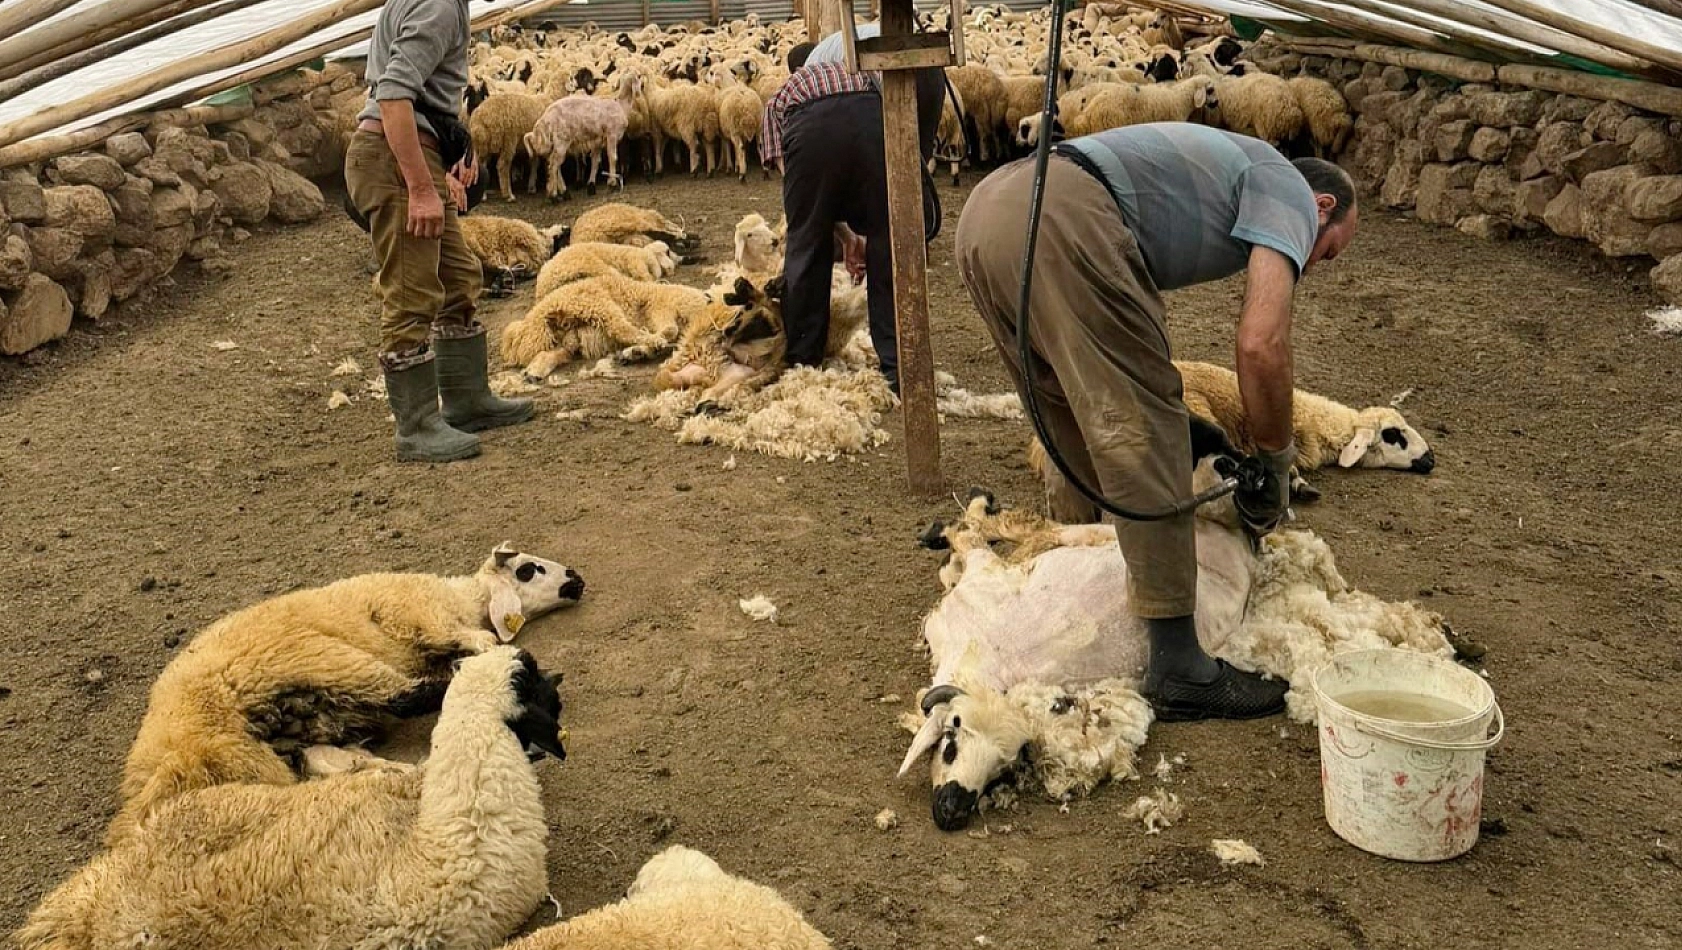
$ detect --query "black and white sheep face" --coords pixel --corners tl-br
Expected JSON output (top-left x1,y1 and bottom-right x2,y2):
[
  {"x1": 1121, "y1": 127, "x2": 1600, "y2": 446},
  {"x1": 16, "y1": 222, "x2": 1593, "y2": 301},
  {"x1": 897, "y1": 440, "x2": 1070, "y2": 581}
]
[
  {"x1": 481, "y1": 543, "x2": 586, "y2": 642},
  {"x1": 900, "y1": 687, "x2": 1034, "y2": 831},
  {"x1": 1340, "y1": 409, "x2": 1436, "y2": 475},
  {"x1": 503, "y1": 648, "x2": 567, "y2": 761}
]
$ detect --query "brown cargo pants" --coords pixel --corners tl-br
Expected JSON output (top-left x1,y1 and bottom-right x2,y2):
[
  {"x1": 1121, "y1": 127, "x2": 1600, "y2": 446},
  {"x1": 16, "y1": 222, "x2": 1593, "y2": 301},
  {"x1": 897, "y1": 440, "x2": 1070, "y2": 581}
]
[
  {"x1": 343, "y1": 130, "x2": 482, "y2": 370},
  {"x1": 954, "y1": 155, "x2": 1196, "y2": 618}
]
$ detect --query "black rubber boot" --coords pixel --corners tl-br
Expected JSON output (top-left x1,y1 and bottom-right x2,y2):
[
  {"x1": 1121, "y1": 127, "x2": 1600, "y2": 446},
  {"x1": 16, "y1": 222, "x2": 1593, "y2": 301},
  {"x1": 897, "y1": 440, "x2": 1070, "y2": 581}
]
[
  {"x1": 385, "y1": 360, "x2": 480, "y2": 463},
  {"x1": 1147, "y1": 661, "x2": 1289, "y2": 722},
  {"x1": 435, "y1": 327, "x2": 534, "y2": 433}
]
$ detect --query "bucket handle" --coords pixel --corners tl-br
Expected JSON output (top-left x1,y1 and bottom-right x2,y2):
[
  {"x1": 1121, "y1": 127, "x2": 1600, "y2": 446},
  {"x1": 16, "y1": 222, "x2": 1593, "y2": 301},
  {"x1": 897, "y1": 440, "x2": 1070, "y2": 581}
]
[{"x1": 1350, "y1": 701, "x2": 1505, "y2": 752}]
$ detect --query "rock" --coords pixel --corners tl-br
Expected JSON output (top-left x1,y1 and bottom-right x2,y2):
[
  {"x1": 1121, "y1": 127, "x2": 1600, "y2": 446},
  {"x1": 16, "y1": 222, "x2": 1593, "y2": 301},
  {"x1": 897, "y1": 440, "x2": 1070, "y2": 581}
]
[
  {"x1": 0, "y1": 179, "x2": 46, "y2": 224},
  {"x1": 1357, "y1": 90, "x2": 1407, "y2": 119},
  {"x1": 221, "y1": 131, "x2": 252, "y2": 162},
  {"x1": 206, "y1": 161, "x2": 272, "y2": 227},
  {"x1": 1360, "y1": 61, "x2": 1385, "y2": 79},
  {"x1": 72, "y1": 252, "x2": 114, "y2": 320},
  {"x1": 1505, "y1": 127, "x2": 1539, "y2": 175},
  {"x1": 132, "y1": 156, "x2": 182, "y2": 187},
  {"x1": 152, "y1": 134, "x2": 213, "y2": 188},
  {"x1": 1341, "y1": 78, "x2": 1372, "y2": 113},
  {"x1": 1380, "y1": 141, "x2": 1425, "y2": 209},
  {"x1": 1616, "y1": 116, "x2": 1665, "y2": 148},
  {"x1": 22, "y1": 227, "x2": 83, "y2": 280},
  {"x1": 1559, "y1": 142, "x2": 1627, "y2": 184},
  {"x1": 222, "y1": 117, "x2": 277, "y2": 150},
  {"x1": 1467, "y1": 90, "x2": 1549, "y2": 129},
  {"x1": 1543, "y1": 184, "x2": 1586, "y2": 238},
  {"x1": 1435, "y1": 120, "x2": 1476, "y2": 162},
  {"x1": 1457, "y1": 214, "x2": 1512, "y2": 240},
  {"x1": 1543, "y1": 96, "x2": 1598, "y2": 123},
  {"x1": 0, "y1": 273, "x2": 73, "y2": 355},
  {"x1": 256, "y1": 161, "x2": 324, "y2": 223},
  {"x1": 1428, "y1": 94, "x2": 1474, "y2": 123},
  {"x1": 1474, "y1": 166, "x2": 1516, "y2": 215},
  {"x1": 0, "y1": 234, "x2": 32, "y2": 290},
  {"x1": 1581, "y1": 164, "x2": 1655, "y2": 257},
  {"x1": 1468, "y1": 127, "x2": 1511, "y2": 163},
  {"x1": 1533, "y1": 122, "x2": 1590, "y2": 178},
  {"x1": 1347, "y1": 120, "x2": 1396, "y2": 187},
  {"x1": 111, "y1": 248, "x2": 160, "y2": 301},
  {"x1": 149, "y1": 222, "x2": 193, "y2": 268},
  {"x1": 261, "y1": 141, "x2": 292, "y2": 166},
  {"x1": 1651, "y1": 254, "x2": 1682, "y2": 304},
  {"x1": 110, "y1": 176, "x2": 154, "y2": 227},
  {"x1": 1626, "y1": 175, "x2": 1682, "y2": 223},
  {"x1": 1380, "y1": 65, "x2": 1411, "y2": 91},
  {"x1": 150, "y1": 187, "x2": 193, "y2": 228},
  {"x1": 1514, "y1": 176, "x2": 1566, "y2": 225},
  {"x1": 192, "y1": 188, "x2": 222, "y2": 231},
  {"x1": 1416, "y1": 163, "x2": 1480, "y2": 225},
  {"x1": 186, "y1": 235, "x2": 221, "y2": 261},
  {"x1": 105, "y1": 132, "x2": 153, "y2": 167},
  {"x1": 1629, "y1": 128, "x2": 1682, "y2": 175},
  {"x1": 254, "y1": 70, "x2": 314, "y2": 104},
  {"x1": 42, "y1": 185, "x2": 116, "y2": 244},
  {"x1": 1647, "y1": 223, "x2": 1682, "y2": 260},
  {"x1": 53, "y1": 154, "x2": 126, "y2": 191},
  {"x1": 1585, "y1": 101, "x2": 1636, "y2": 141}
]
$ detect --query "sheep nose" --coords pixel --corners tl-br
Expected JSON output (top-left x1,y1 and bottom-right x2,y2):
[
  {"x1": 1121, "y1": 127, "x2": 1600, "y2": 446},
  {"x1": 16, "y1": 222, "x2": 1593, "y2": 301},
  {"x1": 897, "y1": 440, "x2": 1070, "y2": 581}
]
[
  {"x1": 932, "y1": 781, "x2": 979, "y2": 831},
  {"x1": 559, "y1": 570, "x2": 585, "y2": 600},
  {"x1": 1411, "y1": 450, "x2": 1436, "y2": 475}
]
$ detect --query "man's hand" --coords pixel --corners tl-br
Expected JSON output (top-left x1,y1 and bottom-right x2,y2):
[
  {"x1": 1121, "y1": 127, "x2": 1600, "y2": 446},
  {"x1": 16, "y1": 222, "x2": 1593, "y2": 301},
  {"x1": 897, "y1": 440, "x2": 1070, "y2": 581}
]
[
  {"x1": 377, "y1": 98, "x2": 446, "y2": 239},
  {"x1": 843, "y1": 233, "x2": 867, "y2": 283},
  {"x1": 444, "y1": 172, "x2": 468, "y2": 213},
  {"x1": 452, "y1": 153, "x2": 478, "y2": 189},
  {"x1": 408, "y1": 184, "x2": 445, "y2": 238},
  {"x1": 1234, "y1": 443, "x2": 1295, "y2": 535}
]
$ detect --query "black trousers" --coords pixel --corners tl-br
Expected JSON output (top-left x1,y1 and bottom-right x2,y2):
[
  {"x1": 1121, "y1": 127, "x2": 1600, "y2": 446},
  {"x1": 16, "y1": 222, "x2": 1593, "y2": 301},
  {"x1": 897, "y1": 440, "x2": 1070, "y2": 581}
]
[{"x1": 781, "y1": 86, "x2": 941, "y2": 389}]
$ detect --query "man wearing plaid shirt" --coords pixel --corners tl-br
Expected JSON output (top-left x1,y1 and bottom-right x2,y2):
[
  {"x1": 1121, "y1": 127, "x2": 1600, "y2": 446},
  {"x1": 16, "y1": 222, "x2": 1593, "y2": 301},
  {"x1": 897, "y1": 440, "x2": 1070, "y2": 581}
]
[{"x1": 760, "y1": 47, "x2": 943, "y2": 394}]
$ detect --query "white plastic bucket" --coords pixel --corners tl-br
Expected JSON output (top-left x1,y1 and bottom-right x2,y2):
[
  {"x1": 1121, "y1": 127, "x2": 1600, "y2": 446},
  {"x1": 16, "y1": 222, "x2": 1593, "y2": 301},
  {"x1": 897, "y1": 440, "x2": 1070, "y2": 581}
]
[{"x1": 1311, "y1": 649, "x2": 1504, "y2": 862}]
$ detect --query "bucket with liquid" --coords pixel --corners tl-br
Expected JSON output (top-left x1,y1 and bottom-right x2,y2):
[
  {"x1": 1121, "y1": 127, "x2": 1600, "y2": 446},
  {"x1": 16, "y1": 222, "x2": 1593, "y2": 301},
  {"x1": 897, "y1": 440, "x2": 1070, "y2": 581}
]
[{"x1": 1311, "y1": 649, "x2": 1504, "y2": 861}]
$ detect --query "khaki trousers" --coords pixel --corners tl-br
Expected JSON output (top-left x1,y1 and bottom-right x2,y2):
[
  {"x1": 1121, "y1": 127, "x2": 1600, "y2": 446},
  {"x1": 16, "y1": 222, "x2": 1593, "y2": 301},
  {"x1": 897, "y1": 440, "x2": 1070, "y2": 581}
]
[
  {"x1": 954, "y1": 155, "x2": 1197, "y2": 618},
  {"x1": 343, "y1": 130, "x2": 482, "y2": 369}
]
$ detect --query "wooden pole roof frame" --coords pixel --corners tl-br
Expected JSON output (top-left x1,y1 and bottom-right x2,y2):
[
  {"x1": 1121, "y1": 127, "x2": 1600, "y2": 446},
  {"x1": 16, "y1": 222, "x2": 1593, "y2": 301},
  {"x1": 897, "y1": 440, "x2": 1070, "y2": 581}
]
[
  {"x1": 1251, "y1": 0, "x2": 1481, "y2": 59},
  {"x1": 1473, "y1": 0, "x2": 1682, "y2": 77},
  {"x1": 0, "y1": 0, "x2": 277, "y2": 105},
  {"x1": 1629, "y1": 0, "x2": 1682, "y2": 20},
  {"x1": 0, "y1": 0, "x2": 390, "y2": 152},
  {"x1": 0, "y1": 0, "x2": 84, "y2": 44},
  {"x1": 0, "y1": 0, "x2": 207, "y2": 81},
  {"x1": 1360, "y1": 0, "x2": 1681, "y2": 81}
]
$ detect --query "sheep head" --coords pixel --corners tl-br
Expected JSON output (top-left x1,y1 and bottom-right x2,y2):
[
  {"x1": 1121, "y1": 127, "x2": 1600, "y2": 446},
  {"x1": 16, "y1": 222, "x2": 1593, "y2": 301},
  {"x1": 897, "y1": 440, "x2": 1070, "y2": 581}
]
[
  {"x1": 499, "y1": 647, "x2": 568, "y2": 761},
  {"x1": 899, "y1": 684, "x2": 1034, "y2": 831},
  {"x1": 1338, "y1": 407, "x2": 1435, "y2": 474},
  {"x1": 478, "y1": 543, "x2": 586, "y2": 642}
]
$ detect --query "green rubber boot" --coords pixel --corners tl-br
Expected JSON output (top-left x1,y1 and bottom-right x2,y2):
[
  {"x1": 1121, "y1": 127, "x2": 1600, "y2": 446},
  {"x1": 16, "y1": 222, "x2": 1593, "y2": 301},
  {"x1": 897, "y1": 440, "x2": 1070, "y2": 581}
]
[
  {"x1": 384, "y1": 359, "x2": 481, "y2": 462},
  {"x1": 435, "y1": 327, "x2": 535, "y2": 433}
]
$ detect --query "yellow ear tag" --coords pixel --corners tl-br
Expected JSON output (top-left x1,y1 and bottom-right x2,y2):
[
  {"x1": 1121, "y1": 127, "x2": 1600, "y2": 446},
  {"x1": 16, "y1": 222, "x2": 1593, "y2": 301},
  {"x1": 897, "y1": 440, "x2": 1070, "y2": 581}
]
[
  {"x1": 503, "y1": 614, "x2": 526, "y2": 636},
  {"x1": 558, "y1": 728, "x2": 570, "y2": 744}
]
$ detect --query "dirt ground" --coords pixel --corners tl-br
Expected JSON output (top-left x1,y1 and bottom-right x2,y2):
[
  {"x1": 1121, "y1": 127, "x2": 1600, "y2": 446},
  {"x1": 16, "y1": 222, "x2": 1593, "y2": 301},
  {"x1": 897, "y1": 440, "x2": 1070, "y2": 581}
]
[{"x1": 1, "y1": 170, "x2": 1678, "y2": 950}]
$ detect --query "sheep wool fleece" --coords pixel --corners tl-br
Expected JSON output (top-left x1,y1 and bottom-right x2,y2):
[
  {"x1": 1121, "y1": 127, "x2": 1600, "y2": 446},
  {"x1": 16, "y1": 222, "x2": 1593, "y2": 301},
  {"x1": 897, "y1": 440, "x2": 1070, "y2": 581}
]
[{"x1": 955, "y1": 155, "x2": 1196, "y2": 618}]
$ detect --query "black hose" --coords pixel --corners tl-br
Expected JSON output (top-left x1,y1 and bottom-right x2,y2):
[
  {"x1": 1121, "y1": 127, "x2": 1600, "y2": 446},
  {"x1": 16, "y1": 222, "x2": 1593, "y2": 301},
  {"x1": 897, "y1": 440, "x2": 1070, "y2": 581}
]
[{"x1": 1014, "y1": 0, "x2": 1236, "y2": 521}]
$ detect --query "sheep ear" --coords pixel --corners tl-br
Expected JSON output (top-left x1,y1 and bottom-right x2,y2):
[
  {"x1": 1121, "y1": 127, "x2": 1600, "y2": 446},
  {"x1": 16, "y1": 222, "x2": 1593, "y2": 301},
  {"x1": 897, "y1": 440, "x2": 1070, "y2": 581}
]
[
  {"x1": 486, "y1": 575, "x2": 527, "y2": 643},
  {"x1": 1194, "y1": 84, "x2": 1208, "y2": 107},
  {"x1": 898, "y1": 711, "x2": 947, "y2": 778},
  {"x1": 1339, "y1": 428, "x2": 1376, "y2": 468},
  {"x1": 493, "y1": 542, "x2": 519, "y2": 569}
]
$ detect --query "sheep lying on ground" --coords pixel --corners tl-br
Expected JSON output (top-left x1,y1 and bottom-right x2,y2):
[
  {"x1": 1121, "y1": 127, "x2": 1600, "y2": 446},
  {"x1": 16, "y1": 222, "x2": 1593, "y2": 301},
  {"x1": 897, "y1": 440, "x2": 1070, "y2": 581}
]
[
  {"x1": 534, "y1": 240, "x2": 681, "y2": 298},
  {"x1": 501, "y1": 846, "x2": 833, "y2": 950},
  {"x1": 900, "y1": 488, "x2": 1451, "y2": 830},
  {"x1": 17, "y1": 647, "x2": 566, "y2": 950},
  {"x1": 501, "y1": 272, "x2": 710, "y2": 379},
  {"x1": 570, "y1": 201, "x2": 700, "y2": 251},
  {"x1": 108, "y1": 544, "x2": 585, "y2": 845},
  {"x1": 460, "y1": 215, "x2": 573, "y2": 292}
]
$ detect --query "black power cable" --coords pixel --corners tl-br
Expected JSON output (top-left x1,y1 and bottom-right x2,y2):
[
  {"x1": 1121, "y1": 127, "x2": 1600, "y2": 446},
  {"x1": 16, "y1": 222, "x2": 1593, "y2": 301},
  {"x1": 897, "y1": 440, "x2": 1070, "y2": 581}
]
[{"x1": 1014, "y1": 0, "x2": 1241, "y2": 521}]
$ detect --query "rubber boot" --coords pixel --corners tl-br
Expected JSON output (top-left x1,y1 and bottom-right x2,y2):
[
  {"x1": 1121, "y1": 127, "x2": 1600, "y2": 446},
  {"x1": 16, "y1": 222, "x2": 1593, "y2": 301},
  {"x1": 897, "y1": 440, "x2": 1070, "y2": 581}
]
[
  {"x1": 385, "y1": 359, "x2": 481, "y2": 462},
  {"x1": 435, "y1": 327, "x2": 534, "y2": 433}
]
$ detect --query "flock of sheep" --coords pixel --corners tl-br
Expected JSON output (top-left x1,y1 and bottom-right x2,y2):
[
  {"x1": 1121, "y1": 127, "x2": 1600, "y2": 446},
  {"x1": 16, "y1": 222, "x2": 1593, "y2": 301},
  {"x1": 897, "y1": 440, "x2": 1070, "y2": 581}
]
[{"x1": 441, "y1": 4, "x2": 1356, "y2": 200}]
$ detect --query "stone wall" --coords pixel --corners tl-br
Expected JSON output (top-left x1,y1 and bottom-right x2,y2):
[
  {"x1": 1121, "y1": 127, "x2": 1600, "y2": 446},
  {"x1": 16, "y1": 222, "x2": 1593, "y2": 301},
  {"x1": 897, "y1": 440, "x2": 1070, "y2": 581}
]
[
  {"x1": 1245, "y1": 40, "x2": 1682, "y2": 306},
  {"x1": 0, "y1": 62, "x2": 366, "y2": 357}
]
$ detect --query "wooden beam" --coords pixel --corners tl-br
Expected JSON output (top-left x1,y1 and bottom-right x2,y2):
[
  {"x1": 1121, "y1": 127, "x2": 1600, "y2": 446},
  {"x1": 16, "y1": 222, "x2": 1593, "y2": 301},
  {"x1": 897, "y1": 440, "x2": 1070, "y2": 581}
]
[
  {"x1": 1253, "y1": 0, "x2": 1471, "y2": 59},
  {"x1": 0, "y1": 0, "x2": 83, "y2": 45},
  {"x1": 0, "y1": 0, "x2": 387, "y2": 152},
  {"x1": 0, "y1": 0, "x2": 274, "y2": 105},
  {"x1": 1626, "y1": 0, "x2": 1682, "y2": 20},
  {"x1": 1475, "y1": 0, "x2": 1682, "y2": 79},
  {"x1": 0, "y1": 0, "x2": 204, "y2": 82},
  {"x1": 1498, "y1": 62, "x2": 1682, "y2": 117},
  {"x1": 0, "y1": 103, "x2": 253, "y2": 169},
  {"x1": 876, "y1": 0, "x2": 942, "y2": 494},
  {"x1": 1352, "y1": 43, "x2": 1497, "y2": 83}
]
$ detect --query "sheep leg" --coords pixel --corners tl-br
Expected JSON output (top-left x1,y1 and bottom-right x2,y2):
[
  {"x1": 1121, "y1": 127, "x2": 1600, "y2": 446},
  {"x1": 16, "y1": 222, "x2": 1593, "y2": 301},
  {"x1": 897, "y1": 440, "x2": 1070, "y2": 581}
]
[
  {"x1": 586, "y1": 151, "x2": 601, "y2": 197},
  {"x1": 606, "y1": 140, "x2": 621, "y2": 190},
  {"x1": 524, "y1": 348, "x2": 571, "y2": 380},
  {"x1": 301, "y1": 745, "x2": 412, "y2": 779},
  {"x1": 547, "y1": 151, "x2": 568, "y2": 202},
  {"x1": 685, "y1": 133, "x2": 701, "y2": 176},
  {"x1": 498, "y1": 151, "x2": 516, "y2": 202}
]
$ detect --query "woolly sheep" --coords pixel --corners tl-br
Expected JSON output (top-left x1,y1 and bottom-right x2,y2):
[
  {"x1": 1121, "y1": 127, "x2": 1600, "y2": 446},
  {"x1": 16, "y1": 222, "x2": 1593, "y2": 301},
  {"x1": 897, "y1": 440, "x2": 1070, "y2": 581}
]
[
  {"x1": 946, "y1": 64, "x2": 1009, "y2": 163},
  {"x1": 460, "y1": 214, "x2": 573, "y2": 282},
  {"x1": 1285, "y1": 75, "x2": 1354, "y2": 159},
  {"x1": 108, "y1": 544, "x2": 584, "y2": 845},
  {"x1": 501, "y1": 846, "x2": 832, "y2": 950},
  {"x1": 710, "y1": 61, "x2": 767, "y2": 182},
  {"x1": 501, "y1": 272, "x2": 710, "y2": 378},
  {"x1": 17, "y1": 647, "x2": 567, "y2": 950},
  {"x1": 643, "y1": 76, "x2": 722, "y2": 176},
  {"x1": 570, "y1": 201, "x2": 698, "y2": 250},
  {"x1": 1212, "y1": 72, "x2": 1306, "y2": 147},
  {"x1": 900, "y1": 490, "x2": 1451, "y2": 829},
  {"x1": 535, "y1": 240, "x2": 681, "y2": 298},
  {"x1": 524, "y1": 73, "x2": 642, "y2": 199},
  {"x1": 1069, "y1": 76, "x2": 1218, "y2": 137},
  {"x1": 469, "y1": 92, "x2": 551, "y2": 201}
]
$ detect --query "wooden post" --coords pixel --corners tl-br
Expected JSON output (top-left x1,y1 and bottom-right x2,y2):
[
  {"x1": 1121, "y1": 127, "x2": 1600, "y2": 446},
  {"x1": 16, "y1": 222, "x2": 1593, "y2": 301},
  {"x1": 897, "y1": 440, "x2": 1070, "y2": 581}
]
[
  {"x1": 0, "y1": 103, "x2": 253, "y2": 169},
  {"x1": 1628, "y1": 0, "x2": 1682, "y2": 19},
  {"x1": 1254, "y1": 0, "x2": 1487, "y2": 60},
  {"x1": 0, "y1": 0, "x2": 273, "y2": 105},
  {"x1": 1475, "y1": 0, "x2": 1682, "y2": 78},
  {"x1": 875, "y1": 0, "x2": 942, "y2": 494},
  {"x1": 1497, "y1": 62, "x2": 1682, "y2": 117},
  {"x1": 0, "y1": 0, "x2": 84, "y2": 44},
  {"x1": 0, "y1": 0, "x2": 203, "y2": 82}
]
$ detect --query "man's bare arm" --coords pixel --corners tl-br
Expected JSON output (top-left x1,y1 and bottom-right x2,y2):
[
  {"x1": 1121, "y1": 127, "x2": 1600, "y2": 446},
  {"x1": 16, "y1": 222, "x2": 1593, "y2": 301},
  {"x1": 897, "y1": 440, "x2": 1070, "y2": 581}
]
[
  {"x1": 1234, "y1": 245, "x2": 1297, "y2": 453},
  {"x1": 376, "y1": 98, "x2": 443, "y2": 238}
]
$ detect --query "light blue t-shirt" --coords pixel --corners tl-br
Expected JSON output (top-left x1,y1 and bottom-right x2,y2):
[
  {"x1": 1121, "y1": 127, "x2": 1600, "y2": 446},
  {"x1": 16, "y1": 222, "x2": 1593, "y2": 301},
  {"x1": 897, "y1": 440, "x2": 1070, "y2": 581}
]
[
  {"x1": 806, "y1": 23, "x2": 881, "y2": 65},
  {"x1": 1063, "y1": 122, "x2": 1320, "y2": 291}
]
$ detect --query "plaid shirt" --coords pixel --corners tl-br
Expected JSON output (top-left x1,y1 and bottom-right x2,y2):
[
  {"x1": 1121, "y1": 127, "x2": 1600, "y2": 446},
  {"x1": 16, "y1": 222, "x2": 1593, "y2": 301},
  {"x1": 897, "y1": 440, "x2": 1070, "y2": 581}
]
[{"x1": 759, "y1": 62, "x2": 879, "y2": 165}]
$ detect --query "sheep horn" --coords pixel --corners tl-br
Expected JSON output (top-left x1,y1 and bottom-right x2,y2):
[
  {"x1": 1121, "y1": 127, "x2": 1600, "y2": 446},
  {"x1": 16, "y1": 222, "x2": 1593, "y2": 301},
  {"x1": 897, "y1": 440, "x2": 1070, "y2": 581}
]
[{"x1": 921, "y1": 684, "x2": 964, "y2": 715}]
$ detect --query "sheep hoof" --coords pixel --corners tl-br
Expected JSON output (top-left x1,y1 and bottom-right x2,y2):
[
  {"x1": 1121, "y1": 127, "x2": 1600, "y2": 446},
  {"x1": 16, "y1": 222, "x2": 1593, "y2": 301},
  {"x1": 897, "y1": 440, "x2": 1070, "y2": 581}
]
[
  {"x1": 738, "y1": 174, "x2": 746, "y2": 184},
  {"x1": 1290, "y1": 478, "x2": 1323, "y2": 504},
  {"x1": 951, "y1": 174, "x2": 960, "y2": 186},
  {"x1": 692, "y1": 400, "x2": 727, "y2": 417},
  {"x1": 965, "y1": 487, "x2": 999, "y2": 514},
  {"x1": 586, "y1": 182, "x2": 597, "y2": 197},
  {"x1": 916, "y1": 520, "x2": 950, "y2": 550},
  {"x1": 523, "y1": 372, "x2": 548, "y2": 385}
]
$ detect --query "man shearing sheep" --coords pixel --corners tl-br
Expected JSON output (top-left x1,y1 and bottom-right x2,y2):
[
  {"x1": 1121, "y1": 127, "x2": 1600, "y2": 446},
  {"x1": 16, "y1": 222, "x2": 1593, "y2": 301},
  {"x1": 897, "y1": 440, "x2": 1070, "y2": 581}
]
[
  {"x1": 345, "y1": 0, "x2": 533, "y2": 463},
  {"x1": 954, "y1": 122, "x2": 1360, "y2": 721}
]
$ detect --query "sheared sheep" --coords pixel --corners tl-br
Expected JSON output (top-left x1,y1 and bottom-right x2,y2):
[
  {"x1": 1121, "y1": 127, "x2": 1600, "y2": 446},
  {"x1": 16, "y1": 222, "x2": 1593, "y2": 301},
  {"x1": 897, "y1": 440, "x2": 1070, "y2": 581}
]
[
  {"x1": 501, "y1": 272, "x2": 710, "y2": 378},
  {"x1": 108, "y1": 544, "x2": 584, "y2": 845},
  {"x1": 570, "y1": 201, "x2": 699, "y2": 250},
  {"x1": 501, "y1": 846, "x2": 833, "y2": 950},
  {"x1": 524, "y1": 72, "x2": 643, "y2": 199},
  {"x1": 17, "y1": 647, "x2": 567, "y2": 950},
  {"x1": 460, "y1": 214, "x2": 573, "y2": 288},
  {"x1": 900, "y1": 486, "x2": 1450, "y2": 830},
  {"x1": 534, "y1": 240, "x2": 681, "y2": 298}
]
